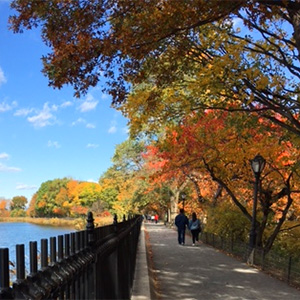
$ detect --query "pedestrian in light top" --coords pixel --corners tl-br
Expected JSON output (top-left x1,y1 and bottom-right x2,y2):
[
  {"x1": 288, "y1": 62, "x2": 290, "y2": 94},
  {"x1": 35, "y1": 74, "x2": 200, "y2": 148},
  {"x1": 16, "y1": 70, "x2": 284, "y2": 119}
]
[
  {"x1": 175, "y1": 209, "x2": 189, "y2": 245},
  {"x1": 189, "y1": 212, "x2": 201, "y2": 246}
]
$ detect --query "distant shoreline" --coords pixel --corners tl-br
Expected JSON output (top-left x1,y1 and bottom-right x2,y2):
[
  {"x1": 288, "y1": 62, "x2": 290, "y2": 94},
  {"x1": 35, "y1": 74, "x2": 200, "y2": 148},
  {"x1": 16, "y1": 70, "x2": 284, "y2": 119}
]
[
  {"x1": 0, "y1": 217, "x2": 77, "y2": 228},
  {"x1": 0, "y1": 215, "x2": 113, "y2": 230}
]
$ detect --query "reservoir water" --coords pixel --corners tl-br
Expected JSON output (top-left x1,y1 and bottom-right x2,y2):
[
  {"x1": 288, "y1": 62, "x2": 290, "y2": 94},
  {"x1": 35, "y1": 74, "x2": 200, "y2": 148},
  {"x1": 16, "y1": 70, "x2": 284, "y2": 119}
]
[{"x1": 0, "y1": 222, "x2": 74, "y2": 266}]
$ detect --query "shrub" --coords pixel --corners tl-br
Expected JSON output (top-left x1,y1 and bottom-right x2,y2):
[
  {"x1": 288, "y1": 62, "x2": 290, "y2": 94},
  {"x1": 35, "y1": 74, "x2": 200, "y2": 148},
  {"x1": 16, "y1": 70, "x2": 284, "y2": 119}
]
[{"x1": 10, "y1": 209, "x2": 26, "y2": 218}]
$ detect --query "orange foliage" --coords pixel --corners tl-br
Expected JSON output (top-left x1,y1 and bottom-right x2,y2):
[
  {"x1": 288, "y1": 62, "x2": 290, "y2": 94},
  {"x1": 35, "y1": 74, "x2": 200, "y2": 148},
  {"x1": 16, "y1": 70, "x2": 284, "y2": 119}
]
[
  {"x1": 143, "y1": 110, "x2": 300, "y2": 225},
  {"x1": 27, "y1": 194, "x2": 37, "y2": 217},
  {"x1": 37, "y1": 200, "x2": 46, "y2": 208},
  {"x1": 67, "y1": 180, "x2": 79, "y2": 203},
  {"x1": 70, "y1": 205, "x2": 88, "y2": 217},
  {"x1": 0, "y1": 200, "x2": 7, "y2": 210},
  {"x1": 52, "y1": 207, "x2": 65, "y2": 215},
  {"x1": 0, "y1": 200, "x2": 9, "y2": 217}
]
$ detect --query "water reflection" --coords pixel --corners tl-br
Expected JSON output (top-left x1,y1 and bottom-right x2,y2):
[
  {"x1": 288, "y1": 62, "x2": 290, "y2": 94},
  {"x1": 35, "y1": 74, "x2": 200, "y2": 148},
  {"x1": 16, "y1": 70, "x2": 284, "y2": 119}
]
[{"x1": 0, "y1": 222, "x2": 74, "y2": 274}]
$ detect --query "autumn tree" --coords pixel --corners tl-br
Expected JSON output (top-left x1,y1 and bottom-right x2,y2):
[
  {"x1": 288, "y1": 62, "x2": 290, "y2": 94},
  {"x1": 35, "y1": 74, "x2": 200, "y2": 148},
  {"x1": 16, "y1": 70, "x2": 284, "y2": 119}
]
[
  {"x1": 8, "y1": 1, "x2": 300, "y2": 139},
  {"x1": 10, "y1": 195, "x2": 27, "y2": 217},
  {"x1": 35, "y1": 178, "x2": 70, "y2": 217},
  {"x1": 33, "y1": 177, "x2": 101, "y2": 217},
  {"x1": 0, "y1": 199, "x2": 9, "y2": 217},
  {"x1": 98, "y1": 139, "x2": 160, "y2": 217},
  {"x1": 98, "y1": 168, "x2": 120, "y2": 211},
  {"x1": 27, "y1": 193, "x2": 37, "y2": 217},
  {"x1": 69, "y1": 181, "x2": 102, "y2": 217},
  {"x1": 8, "y1": 1, "x2": 300, "y2": 255},
  {"x1": 10, "y1": 196, "x2": 27, "y2": 210},
  {"x1": 0, "y1": 200, "x2": 7, "y2": 211},
  {"x1": 141, "y1": 144, "x2": 190, "y2": 221},
  {"x1": 54, "y1": 187, "x2": 69, "y2": 216},
  {"x1": 148, "y1": 110, "x2": 300, "y2": 254}
]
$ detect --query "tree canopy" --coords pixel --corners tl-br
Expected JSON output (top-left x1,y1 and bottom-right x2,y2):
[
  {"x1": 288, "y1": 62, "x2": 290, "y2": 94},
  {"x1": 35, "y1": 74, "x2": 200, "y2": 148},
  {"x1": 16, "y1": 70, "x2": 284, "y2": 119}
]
[
  {"x1": 33, "y1": 178, "x2": 104, "y2": 217},
  {"x1": 7, "y1": 0, "x2": 300, "y2": 255},
  {"x1": 9, "y1": 0, "x2": 300, "y2": 138},
  {"x1": 10, "y1": 196, "x2": 27, "y2": 211},
  {"x1": 141, "y1": 110, "x2": 300, "y2": 253}
]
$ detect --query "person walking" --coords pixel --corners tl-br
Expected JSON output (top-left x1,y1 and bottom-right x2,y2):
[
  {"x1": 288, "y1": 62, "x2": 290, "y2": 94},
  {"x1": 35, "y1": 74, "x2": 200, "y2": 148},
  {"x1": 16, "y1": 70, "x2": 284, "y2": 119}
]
[
  {"x1": 189, "y1": 212, "x2": 201, "y2": 246},
  {"x1": 175, "y1": 209, "x2": 189, "y2": 245}
]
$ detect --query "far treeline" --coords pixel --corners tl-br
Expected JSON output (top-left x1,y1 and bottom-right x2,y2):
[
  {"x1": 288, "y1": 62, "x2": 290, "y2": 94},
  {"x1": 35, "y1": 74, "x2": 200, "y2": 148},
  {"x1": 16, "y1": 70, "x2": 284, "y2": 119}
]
[
  {"x1": 6, "y1": 0, "x2": 300, "y2": 257},
  {"x1": 0, "y1": 179, "x2": 111, "y2": 219}
]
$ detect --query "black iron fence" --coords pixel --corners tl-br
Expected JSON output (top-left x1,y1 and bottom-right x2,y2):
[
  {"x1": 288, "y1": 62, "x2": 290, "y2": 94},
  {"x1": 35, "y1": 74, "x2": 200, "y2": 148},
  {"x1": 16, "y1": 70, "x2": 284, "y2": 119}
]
[
  {"x1": 200, "y1": 231, "x2": 300, "y2": 288},
  {"x1": 0, "y1": 213, "x2": 142, "y2": 299}
]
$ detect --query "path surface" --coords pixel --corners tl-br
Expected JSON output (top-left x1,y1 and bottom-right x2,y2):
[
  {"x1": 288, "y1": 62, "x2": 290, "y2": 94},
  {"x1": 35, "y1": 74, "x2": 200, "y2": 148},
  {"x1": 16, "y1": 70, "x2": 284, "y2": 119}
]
[{"x1": 143, "y1": 223, "x2": 300, "y2": 300}]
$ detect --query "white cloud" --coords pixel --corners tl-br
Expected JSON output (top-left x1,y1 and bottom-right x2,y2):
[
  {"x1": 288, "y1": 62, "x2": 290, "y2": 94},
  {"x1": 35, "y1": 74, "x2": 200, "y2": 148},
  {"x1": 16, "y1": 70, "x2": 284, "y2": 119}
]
[
  {"x1": 86, "y1": 123, "x2": 96, "y2": 129},
  {"x1": 108, "y1": 120, "x2": 117, "y2": 134},
  {"x1": 51, "y1": 104, "x2": 58, "y2": 111},
  {"x1": 101, "y1": 93, "x2": 110, "y2": 100},
  {"x1": 86, "y1": 143, "x2": 99, "y2": 148},
  {"x1": 122, "y1": 126, "x2": 129, "y2": 134},
  {"x1": 71, "y1": 118, "x2": 86, "y2": 126},
  {"x1": 108, "y1": 126, "x2": 117, "y2": 134},
  {"x1": 16, "y1": 183, "x2": 37, "y2": 191},
  {"x1": 27, "y1": 103, "x2": 57, "y2": 128},
  {"x1": 0, "y1": 163, "x2": 21, "y2": 172},
  {"x1": 61, "y1": 101, "x2": 73, "y2": 108},
  {"x1": 47, "y1": 140, "x2": 61, "y2": 149},
  {"x1": 87, "y1": 178, "x2": 98, "y2": 183},
  {"x1": 0, "y1": 101, "x2": 17, "y2": 112},
  {"x1": 0, "y1": 67, "x2": 7, "y2": 86},
  {"x1": 14, "y1": 108, "x2": 34, "y2": 117},
  {"x1": 0, "y1": 153, "x2": 9, "y2": 160},
  {"x1": 78, "y1": 94, "x2": 98, "y2": 112}
]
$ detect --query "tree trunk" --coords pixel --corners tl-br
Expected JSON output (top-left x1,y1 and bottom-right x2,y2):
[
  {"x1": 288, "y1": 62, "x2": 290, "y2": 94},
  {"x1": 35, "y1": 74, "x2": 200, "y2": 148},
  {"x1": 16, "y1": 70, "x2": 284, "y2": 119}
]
[
  {"x1": 170, "y1": 194, "x2": 178, "y2": 223},
  {"x1": 288, "y1": 4, "x2": 300, "y2": 58}
]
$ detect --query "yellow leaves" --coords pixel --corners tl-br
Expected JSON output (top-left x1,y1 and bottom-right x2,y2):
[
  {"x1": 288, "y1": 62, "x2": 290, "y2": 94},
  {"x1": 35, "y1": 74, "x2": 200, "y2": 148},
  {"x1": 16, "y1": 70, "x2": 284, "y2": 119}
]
[
  {"x1": 99, "y1": 178, "x2": 115, "y2": 190},
  {"x1": 256, "y1": 76, "x2": 269, "y2": 89},
  {"x1": 243, "y1": 68, "x2": 270, "y2": 90},
  {"x1": 62, "y1": 201, "x2": 71, "y2": 208}
]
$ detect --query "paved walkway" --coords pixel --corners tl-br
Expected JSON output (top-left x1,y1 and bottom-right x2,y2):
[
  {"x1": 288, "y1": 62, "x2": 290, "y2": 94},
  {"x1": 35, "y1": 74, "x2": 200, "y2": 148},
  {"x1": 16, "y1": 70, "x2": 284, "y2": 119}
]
[{"x1": 140, "y1": 223, "x2": 300, "y2": 300}]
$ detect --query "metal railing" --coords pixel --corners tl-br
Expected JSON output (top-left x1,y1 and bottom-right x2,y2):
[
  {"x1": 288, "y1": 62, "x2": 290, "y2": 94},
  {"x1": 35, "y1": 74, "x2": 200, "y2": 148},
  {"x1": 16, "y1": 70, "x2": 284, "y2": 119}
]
[
  {"x1": 200, "y1": 231, "x2": 300, "y2": 288},
  {"x1": 0, "y1": 213, "x2": 142, "y2": 299}
]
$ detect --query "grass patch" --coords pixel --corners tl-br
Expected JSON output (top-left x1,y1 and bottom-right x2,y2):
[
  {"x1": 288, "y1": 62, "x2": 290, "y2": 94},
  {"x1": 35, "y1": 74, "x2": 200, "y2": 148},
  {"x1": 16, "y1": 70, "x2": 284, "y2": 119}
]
[{"x1": 0, "y1": 217, "x2": 77, "y2": 228}]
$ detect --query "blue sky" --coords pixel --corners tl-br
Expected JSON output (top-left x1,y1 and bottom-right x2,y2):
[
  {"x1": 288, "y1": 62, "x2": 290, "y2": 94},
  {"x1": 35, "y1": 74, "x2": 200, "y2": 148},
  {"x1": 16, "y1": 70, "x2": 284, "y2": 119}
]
[{"x1": 0, "y1": 1, "x2": 129, "y2": 201}]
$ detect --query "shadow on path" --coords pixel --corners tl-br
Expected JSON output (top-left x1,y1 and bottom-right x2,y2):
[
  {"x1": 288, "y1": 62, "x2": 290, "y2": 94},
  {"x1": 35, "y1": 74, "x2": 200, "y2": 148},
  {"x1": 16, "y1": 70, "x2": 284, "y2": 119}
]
[{"x1": 145, "y1": 223, "x2": 300, "y2": 300}]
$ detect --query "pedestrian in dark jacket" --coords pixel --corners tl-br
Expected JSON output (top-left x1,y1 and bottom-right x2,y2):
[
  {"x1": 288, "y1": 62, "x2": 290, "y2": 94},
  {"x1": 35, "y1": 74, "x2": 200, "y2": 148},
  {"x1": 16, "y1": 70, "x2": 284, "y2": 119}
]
[
  {"x1": 189, "y1": 212, "x2": 201, "y2": 246},
  {"x1": 175, "y1": 209, "x2": 189, "y2": 245}
]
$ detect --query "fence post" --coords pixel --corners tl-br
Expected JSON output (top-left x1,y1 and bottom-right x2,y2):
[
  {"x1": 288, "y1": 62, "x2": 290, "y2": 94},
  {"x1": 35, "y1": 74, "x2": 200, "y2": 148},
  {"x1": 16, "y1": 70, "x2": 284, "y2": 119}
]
[
  {"x1": 111, "y1": 214, "x2": 120, "y2": 298},
  {"x1": 114, "y1": 214, "x2": 118, "y2": 231},
  {"x1": 11, "y1": 244, "x2": 26, "y2": 298},
  {"x1": 16, "y1": 244, "x2": 25, "y2": 281},
  {"x1": 50, "y1": 237, "x2": 56, "y2": 265},
  {"x1": 41, "y1": 239, "x2": 48, "y2": 269},
  {"x1": 29, "y1": 241, "x2": 38, "y2": 275},
  {"x1": 58, "y1": 236, "x2": 64, "y2": 261},
  {"x1": 86, "y1": 212, "x2": 95, "y2": 246},
  {"x1": 57, "y1": 235, "x2": 65, "y2": 300},
  {"x1": 64, "y1": 234, "x2": 71, "y2": 299},
  {"x1": 86, "y1": 212, "x2": 96, "y2": 300},
  {"x1": 0, "y1": 248, "x2": 13, "y2": 299}
]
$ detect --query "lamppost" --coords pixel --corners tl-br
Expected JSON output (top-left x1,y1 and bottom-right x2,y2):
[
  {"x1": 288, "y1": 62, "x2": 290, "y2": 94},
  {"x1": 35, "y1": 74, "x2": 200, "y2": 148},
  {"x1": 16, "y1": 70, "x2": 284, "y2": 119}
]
[
  {"x1": 249, "y1": 154, "x2": 266, "y2": 249},
  {"x1": 181, "y1": 192, "x2": 186, "y2": 211}
]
